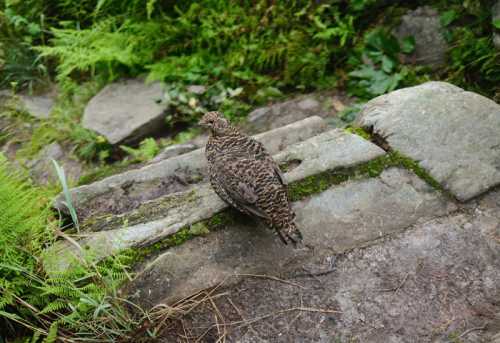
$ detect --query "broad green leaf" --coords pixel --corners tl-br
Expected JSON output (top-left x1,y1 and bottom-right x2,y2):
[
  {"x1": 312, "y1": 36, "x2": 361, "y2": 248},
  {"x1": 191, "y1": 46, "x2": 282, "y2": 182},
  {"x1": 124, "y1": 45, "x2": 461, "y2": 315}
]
[
  {"x1": 401, "y1": 36, "x2": 416, "y2": 54},
  {"x1": 381, "y1": 55, "x2": 396, "y2": 73},
  {"x1": 440, "y1": 10, "x2": 458, "y2": 27}
]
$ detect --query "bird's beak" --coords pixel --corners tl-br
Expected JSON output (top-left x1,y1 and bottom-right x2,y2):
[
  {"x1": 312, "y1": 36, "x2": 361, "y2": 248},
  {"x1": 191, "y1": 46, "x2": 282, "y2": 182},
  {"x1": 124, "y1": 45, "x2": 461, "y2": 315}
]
[{"x1": 198, "y1": 118, "x2": 207, "y2": 128}]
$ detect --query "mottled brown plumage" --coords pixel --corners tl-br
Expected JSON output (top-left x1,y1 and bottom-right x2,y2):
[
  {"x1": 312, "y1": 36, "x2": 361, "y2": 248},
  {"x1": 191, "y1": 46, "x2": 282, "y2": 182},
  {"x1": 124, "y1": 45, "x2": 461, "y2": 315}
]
[{"x1": 199, "y1": 111, "x2": 302, "y2": 245}]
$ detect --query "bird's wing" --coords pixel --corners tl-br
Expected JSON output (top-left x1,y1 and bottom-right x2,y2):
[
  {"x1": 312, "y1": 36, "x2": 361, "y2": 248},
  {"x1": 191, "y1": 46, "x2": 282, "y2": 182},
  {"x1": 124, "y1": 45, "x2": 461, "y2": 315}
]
[
  {"x1": 228, "y1": 139, "x2": 286, "y2": 185},
  {"x1": 213, "y1": 156, "x2": 269, "y2": 219}
]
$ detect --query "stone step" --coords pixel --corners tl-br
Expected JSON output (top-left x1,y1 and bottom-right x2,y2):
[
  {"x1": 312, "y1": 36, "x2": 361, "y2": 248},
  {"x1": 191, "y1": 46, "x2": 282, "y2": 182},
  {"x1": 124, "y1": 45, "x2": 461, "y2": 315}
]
[
  {"x1": 44, "y1": 128, "x2": 385, "y2": 273},
  {"x1": 357, "y1": 81, "x2": 500, "y2": 202},
  {"x1": 54, "y1": 116, "x2": 329, "y2": 222},
  {"x1": 155, "y1": 190, "x2": 500, "y2": 342},
  {"x1": 128, "y1": 167, "x2": 455, "y2": 308}
]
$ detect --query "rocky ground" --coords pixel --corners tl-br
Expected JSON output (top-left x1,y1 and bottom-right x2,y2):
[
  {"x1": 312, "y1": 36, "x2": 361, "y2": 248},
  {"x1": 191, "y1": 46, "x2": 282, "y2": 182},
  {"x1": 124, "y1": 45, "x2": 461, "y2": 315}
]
[
  {"x1": 2, "y1": 4, "x2": 500, "y2": 343},
  {"x1": 39, "y1": 81, "x2": 500, "y2": 342}
]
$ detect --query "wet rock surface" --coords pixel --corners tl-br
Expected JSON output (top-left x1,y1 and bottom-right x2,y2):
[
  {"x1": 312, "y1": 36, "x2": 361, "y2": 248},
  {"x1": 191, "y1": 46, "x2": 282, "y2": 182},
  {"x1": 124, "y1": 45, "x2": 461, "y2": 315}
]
[{"x1": 358, "y1": 81, "x2": 500, "y2": 201}]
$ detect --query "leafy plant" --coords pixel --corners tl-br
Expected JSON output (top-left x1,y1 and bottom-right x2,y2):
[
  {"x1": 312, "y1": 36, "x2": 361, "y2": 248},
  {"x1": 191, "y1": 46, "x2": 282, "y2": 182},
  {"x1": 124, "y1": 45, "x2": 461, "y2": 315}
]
[
  {"x1": 0, "y1": 155, "x2": 144, "y2": 341},
  {"x1": 120, "y1": 137, "x2": 159, "y2": 163},
  {"x1": 348, "y1": 28, "x2": 417, "y2": 98}
]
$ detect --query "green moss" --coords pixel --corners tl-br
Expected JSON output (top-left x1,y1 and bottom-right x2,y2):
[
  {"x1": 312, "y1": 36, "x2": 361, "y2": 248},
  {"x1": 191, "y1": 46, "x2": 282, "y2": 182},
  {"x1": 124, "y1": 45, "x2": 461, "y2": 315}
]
[
  {"x1": 204, "y1": 209, "x2": 239, "y2": 231},
  {"x1": 288, "y1": 151, "x2": 444, "y2": 201},
  {"x1": 81, "y1": 189, "x2": 198, "y2": 232},
  {"x1": 344, "y1": 126, "x2": 371, "y2": 141},
  {"x1": 124, "y1": 209, "x2": 241, "y2": 264},
  {"x1": 346, "y1": 125, "x2": 444, "y2": 192}
]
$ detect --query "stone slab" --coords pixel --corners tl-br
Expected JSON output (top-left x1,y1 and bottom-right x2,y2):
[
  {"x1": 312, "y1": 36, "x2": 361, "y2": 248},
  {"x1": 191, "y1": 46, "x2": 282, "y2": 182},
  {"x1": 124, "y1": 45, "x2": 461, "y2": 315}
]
[
  {"x1": 18, "y1": 94, "x2": 54, "y2": 119},
  {"x1": 54, "y1": 116, "x2": 329, "y2": 220},
  {"x1": 158, "y1": 192, "x2": 499, "y2": 342},
  {"x1": 82, "y1": 79, "x2": 165, "y2": 145},
  {"x1": 45, "y1": 129, "x2": 385, "y2": 273},
  {"x1": 245, "y1": 92, "x2": 350, "y2": 133},
  {"x1": 128, "y1": 168, "x2": 454, "y2": 307},
  {"x1": 358, "y1": 81, "x2": 500, "y2": 201}
]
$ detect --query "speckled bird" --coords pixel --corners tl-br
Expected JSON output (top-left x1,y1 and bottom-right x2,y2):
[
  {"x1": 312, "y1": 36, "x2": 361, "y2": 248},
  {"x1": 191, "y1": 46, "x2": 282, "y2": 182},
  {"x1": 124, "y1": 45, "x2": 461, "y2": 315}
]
[{"x1": 199, "y1": 111, "x2": 302, "y2": 245}]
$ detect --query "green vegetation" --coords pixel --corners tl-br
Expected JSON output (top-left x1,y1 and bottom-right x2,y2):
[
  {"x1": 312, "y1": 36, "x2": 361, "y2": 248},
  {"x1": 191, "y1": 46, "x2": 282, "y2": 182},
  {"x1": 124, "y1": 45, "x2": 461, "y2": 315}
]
[
  {"x1": 0, "y1": 155, "x2": 143, "y2": 341},
  {"x1": 2, "y1": 0, "x2": 499, "y2": 163}
]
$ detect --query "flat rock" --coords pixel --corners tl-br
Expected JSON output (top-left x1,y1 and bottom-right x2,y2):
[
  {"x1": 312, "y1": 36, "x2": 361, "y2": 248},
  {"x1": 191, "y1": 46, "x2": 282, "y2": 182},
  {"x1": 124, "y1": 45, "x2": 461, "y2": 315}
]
[
  {"x1": 25, "y1": 142, "x2": 82, "y2": 185},
  {"x1": 45, "y1": 128, "x2": 384, "y2": 273},
  {"x1": 245, "y1": 92, "x2": 350, "y2": 133},
  {"x1": 358, "y1": 81, "x2": 500, "y2": 201},
  {"x1": 394, "y1": 6, "x2": 447, "y2": 69},
  {"x1": 159, "y1": 190, "x2": 499, "y2": 342},
  {"x1": 54, "y1": 116, "x2": 328, "y2": 220},
  {"x1": 17, "y1": 94, "x2": 54, "y2": 119},
  {"x1": 128, "y1": 168, "x2": 453, "y2": 307},
  {"x1": 82, "y1": 79, "x2": 165, "y2": 145}
]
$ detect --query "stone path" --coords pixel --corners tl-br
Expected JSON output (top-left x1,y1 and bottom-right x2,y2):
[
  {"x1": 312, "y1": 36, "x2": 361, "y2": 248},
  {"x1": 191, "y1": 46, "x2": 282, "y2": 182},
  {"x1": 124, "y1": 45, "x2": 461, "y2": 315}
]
[
  {"x1": 157, "y1": 190, "x2": 500, "y2": 342},
  {"x1": 47, "y1": 81, "x2": 500, "y2": 342}
]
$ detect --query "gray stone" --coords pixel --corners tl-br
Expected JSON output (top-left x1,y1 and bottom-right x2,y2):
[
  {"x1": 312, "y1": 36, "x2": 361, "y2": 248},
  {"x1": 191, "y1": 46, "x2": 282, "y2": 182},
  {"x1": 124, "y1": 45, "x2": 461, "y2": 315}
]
[
  {"x1": 245, "y1": 92, "x2": 350, "y2": 133},
  {"x1": 149, "y1": 143, "x2": 197, "y2": 164},
  {"x1": 45, "y1": 128, "x2": 384, "y2": 273},
  {"x1": 358, "y1": 81, "x2": 500, "y2": 202},
  {"x1": 394, "y1": 6, "x2": 447, "y2": 69},
  {"x1": 296, "y1": 168, "x2": 455, "y2": 252},
  {"x1": 128, "y1": 168, "x2": 453, "y2": 307},
  {"x1": 82, "y1": 79, "x2": 166, "y2": 145},
  {"x1": 17, "y1": 94, "x2": 54, "y2": 119},
  {"x1": 54, "y1": 116, "x2": 328, "y2": 220},
  {"x1": 158, "y1": 193, "x2": 500, "y2": 342},
  {"x1": 26, "y1": 142, "x2": 82, "y2": 186},
  {"x1": 275, "y1": 129, "x2": 385, "y2": 183},
  {"x1": 0, "y1": 89, "x2": 11, "y2": 104}
]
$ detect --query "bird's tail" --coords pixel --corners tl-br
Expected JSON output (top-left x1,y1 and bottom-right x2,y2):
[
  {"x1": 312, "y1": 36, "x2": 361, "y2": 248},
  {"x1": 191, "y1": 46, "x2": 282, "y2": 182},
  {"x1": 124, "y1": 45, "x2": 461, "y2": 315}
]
[{"x1": 277, "y1": 221, "x2": 303, "y2": 246}]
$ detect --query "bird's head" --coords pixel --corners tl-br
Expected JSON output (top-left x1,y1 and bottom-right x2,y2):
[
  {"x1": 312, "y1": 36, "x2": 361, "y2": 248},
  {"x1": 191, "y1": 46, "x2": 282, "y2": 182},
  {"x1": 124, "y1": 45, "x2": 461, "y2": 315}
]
[{"x1": 198, "y1": 111, "x2": 232, "y2": 135}]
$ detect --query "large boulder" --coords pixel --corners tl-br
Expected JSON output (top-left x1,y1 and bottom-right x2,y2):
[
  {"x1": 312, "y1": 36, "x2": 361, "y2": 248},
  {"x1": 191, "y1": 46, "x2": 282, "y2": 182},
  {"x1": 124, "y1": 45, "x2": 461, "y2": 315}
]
[
  {"x1": 82, "y1": 79, "x2": 166, "y2": 145},
  {"x1": 358, "y1": 81, "x2": 500, "y2": 202},
  {"x1": 394, "y1": 6, "x2": 447, "y2": 69},
  {"x1": 159, "y1": 189, "x2": 500, "y2": 342}
]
